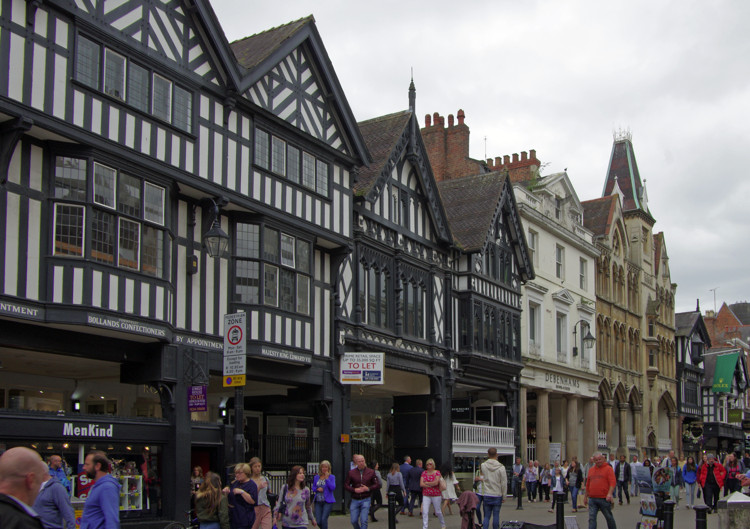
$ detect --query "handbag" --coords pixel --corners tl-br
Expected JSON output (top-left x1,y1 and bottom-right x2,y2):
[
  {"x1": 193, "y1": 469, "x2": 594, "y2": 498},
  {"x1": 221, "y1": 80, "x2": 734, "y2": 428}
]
[
  {"x1": 267, "y1": 492, "x2": 278, "y2": 510},
  {"x1": 277, "y1": 485, "x2": 288, "y2": 515},
  {"x1": 439, "y1": 477, "x2": 447, "y2": 491}
]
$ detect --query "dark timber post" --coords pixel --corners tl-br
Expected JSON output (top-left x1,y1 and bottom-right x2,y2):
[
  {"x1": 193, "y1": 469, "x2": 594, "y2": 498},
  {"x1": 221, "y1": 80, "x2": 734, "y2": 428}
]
[
  {"x1": 555, "y1": 492, "x2": 565, "y2": 529},
  {"x1": 388, "y1": 491, "x2": 397, "y2": 529},
  {"x1": 693, "y1": 504, "x2": 709, "y2": 529},
  {"x1": 662, "y1": 500, "x2": 676, "y2": 529}
]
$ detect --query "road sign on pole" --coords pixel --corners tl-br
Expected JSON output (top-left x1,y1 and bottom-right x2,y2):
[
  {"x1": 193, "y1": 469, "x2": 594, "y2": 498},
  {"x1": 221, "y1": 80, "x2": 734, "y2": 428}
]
[{"x1": 223, "y1": 312, "x2": 246, "y2": 387}]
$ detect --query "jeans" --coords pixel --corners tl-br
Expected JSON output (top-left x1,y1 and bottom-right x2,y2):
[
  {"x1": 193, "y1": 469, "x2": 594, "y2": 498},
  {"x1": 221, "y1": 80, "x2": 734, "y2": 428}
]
[
  {"x1": 475, "y1": 494, "x2": 483, "y2": 523},
  {"x1": 482, "y1": 495, "x2": 503, "y2": 529},
  {"x1": 350, "y1": 497, "x2": 371, "y2": 529},
  {"x1": 200, "y1": 523, "x2": 220, "y2": 529},
  {"x1": 421, "y1": 495, "x2": 444, "y2": 529},
  {"x1": 616, "y1": 480, "x2": 630, "y2": 503},
  {"x1": 669, "y1": 485, "x2": 680, "y2": 504},
  {"x1": 526, "y1": 481, "x2": 537, "y2": 501},
  {"x1": 684, "y1": 482, "x2": 697, "y2": 507},
  {"x1": 569, "y1": 486, "x2": 579, "y2": 509},
  {"x1": 315, "y1": 501, "x2": 333, "y2": 529},
  {"x1": 408, "y1": 491, "x2": 422, "y2": 514},
  {"x1": 703, "y1": 484, "x2": 720, "y2": 511},
  {"x1": 587, "y1": 497, "x2": 616, "y2": 529},
  {"x1": 630, "y1": 479, "x2": 639, "y2": 497}
]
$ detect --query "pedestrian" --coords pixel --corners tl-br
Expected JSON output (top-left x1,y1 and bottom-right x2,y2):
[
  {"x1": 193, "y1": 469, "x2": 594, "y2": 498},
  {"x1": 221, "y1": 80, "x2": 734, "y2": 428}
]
[
  {"x1": 642, "y1": 459, "x2": 653, "y2": 477},
  {"x1": 534, "y1": 462, "x2": 543, "y2": 502},
  {"x1": 480, "y1": 447, "x2": 507, "y2": 529},
  {"x1": 249, "y1": 458, "x2": 272, "y2": 529},
  {"x1": 567, "y1": 460, "x2": 583, "y2": 513},
  {"x1": 47, "y1": 455, "x2": 71, "y2": 495},
  {"x1": 548, "y1": 467, "x2": 565, "y2": 514},
  {"x1": 33, "y1": 471, "x2": 76, "y2": 529},
  {"x1": 399, "y1": 457, "x2": 413, "y2": 515},
  {"x1": 312, "y1": 460, "x2": 335, "y2": 529},
  {"x1": 224, "y1": 463, "x2": 258, "y2": 529},
  {"x1": 472, "y1": 468, "x2": 484, "y2": 524},
  {"x1": 192, "y1": 466, "x2": 205, "y2": 494},
  {"x1": 407, "y1": 460, "x2": 424, "y2": 517},
  {"x1": 419, "y1": 459, "x2": 445, "y2": 529},
  {"x1": 724, "y1": 453, "x2": 744, "y2": 494},
  {"x1": 668, "y1": 457, "x2": 683, "y2": 505},
  {"x1": 511, "y1": 457, "x2": 525, "y2": 510},
  {"x1": 386, "y1": 463, "x2": 406, "y2": 518},
  {"x1": 682, "y1": 456, "x2": 698, "y2": 509},
  {"x1": 697, "y1": 453, "x2": 725, "y2": 513},
  {"x1": 613, "y1": 455, "x2": 631, "y2": 505},
  {"x1": 344, "y1": 454, "x2": 380, "y2": 529},
  {"x1": 583, "y1": 452, "x2": 616, "y2": 529},
  {"x1": 370, "y1": 462, "x2": 383, "y2": 522},
  {"x1": 194, "y1": 472, "x2": 230, "y2": 529},
  {"x1": 539, "y1": 464, "x2": 551, "y2": 503},
  {"x1": 0, "y1": 447, "x2": 47, "y2": 529},
  {"x1": 629, "y1": 455, "x2": 642, "y2": 497},
  {"x1": 275, "y1": 466, "x2": 316, "y2": 529},
  {"x1": 440, "y1": 463, "x2": 459, "y2": 515},
  {"x1": 607, "y1": 454, "x2": 616, "y2": 471},
  {"x1": 524, "y1": 461, "x2": 537, "y2": 503},
  {"x1": 79, "y1": 451, "x2": 121, "y2": 529}
]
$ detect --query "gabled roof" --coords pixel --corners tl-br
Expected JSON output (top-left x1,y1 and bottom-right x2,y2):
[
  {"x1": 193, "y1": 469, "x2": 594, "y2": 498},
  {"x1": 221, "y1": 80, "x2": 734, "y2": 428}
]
[
  {"x1": 729, "y1": 303, "x2": 750, "y2": 325},
  {"x1": 228, "y1": 15, "x2": 369, "y2": 164},
  {"x1": 438, "y1": 172, "x2": 534, "y2": 282},
  {"x1": 355, "y1": 110, "x2": 451, "y2": 244},
  {"x1": 230, "y1": 17, "x2": 312, "y2": 71},
  {"x1": 582, "y1": 195, "x2": 618, "y2": 237},
  {"x1": 602, "y1": 136, "x2": 651, "y2": 217},
  {"x1": 355, "y1": 111, "x2": 412, "y2": 196},
  {"x1": 437, "y1": 172, "x2": 506, "y2": 251}
]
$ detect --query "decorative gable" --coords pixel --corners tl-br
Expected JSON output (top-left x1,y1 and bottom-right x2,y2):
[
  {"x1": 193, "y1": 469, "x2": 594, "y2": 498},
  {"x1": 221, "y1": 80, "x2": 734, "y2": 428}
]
[
  {"x1": 247, "y1": 47, "x2": 347, "y2": 154},
  {"x1": 72, "y1": 0, "x2": 225, "y2": 85},
  {"x1": 552, "y1": 288, "x2": 575, "y2": 306}
]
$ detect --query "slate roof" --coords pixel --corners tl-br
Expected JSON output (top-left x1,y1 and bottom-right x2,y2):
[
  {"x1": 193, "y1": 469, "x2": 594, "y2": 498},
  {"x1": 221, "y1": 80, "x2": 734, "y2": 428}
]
[
  {"x1": 582, "y1": 195, "x2": 617, "y2": 237},
  {"x1": 729, "y1": 303, "x2": 750, "y2": 325},
  {"x1": 229, "y1": 16, "x2": 313, "y2": 71},
  {"x1": 675, "y1": 311, "x2": 700, "y2": 338},
  {"x1": 602, "y1": 138, "x2": 647, "y2": 213},
  {"x1": 437, "y1": 172, "x2": 507, "y2": 251},
  {"x1": 354, "y1": 111, "x2": 412, "y2": 196}
]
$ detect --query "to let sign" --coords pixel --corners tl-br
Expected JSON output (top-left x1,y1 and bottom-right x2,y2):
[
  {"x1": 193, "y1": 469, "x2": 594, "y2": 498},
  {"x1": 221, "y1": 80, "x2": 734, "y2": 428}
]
[
  {"x1": 188, "y1": 386, "x2": 207, "y2": 412},
  {"x1": 223, "y1": 312, "x2": 247, "y2": 387},
  {"x1": 340, "y1": 352, "x2": 384, "y2": 385}
]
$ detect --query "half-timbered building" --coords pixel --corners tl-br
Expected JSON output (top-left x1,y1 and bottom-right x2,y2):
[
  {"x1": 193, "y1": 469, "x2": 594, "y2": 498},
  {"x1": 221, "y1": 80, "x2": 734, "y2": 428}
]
[{"x1": 0, "y1": 0, "x2": 367, "y2": 521}]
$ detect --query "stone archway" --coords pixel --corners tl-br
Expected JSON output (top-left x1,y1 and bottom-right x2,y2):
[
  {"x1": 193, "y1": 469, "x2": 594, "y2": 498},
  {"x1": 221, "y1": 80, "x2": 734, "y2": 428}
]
[{"x1": 657, "y1": 392, "x2": 678, "y2": 455}]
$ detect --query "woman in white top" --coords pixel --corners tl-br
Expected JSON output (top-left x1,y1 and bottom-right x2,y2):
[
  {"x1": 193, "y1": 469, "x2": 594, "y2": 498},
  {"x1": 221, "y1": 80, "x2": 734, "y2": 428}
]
[
  {"x1": 439, "y1": 463, "x2": 460, "y2": 515},
  {"x1": 547, "y1": 467, "x2": 566, "y2": 514},
  {"x1": 249, "y1": 457, "x2": 271, "y2": 529}
]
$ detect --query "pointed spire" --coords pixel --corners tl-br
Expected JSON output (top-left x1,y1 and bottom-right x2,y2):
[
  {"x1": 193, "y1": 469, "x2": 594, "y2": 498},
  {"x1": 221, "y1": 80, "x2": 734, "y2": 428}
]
[
  {"x1": 696, "y1": 298, "x2": 700, "y2": 313},
  {"x1": 408, "y1": 70, "x2": 416, "y2": 113}
]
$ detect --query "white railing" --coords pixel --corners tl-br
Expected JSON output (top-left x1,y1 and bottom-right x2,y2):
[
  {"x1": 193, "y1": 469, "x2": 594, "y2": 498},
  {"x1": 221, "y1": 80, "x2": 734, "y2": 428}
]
[
  {"x1": 627, "y1": 435, "x2": 637, "y2": 450},
  {"x1": 527, "y1": 441, "x2": 536, "y2": 463},
  {"x1": 658, "y1": 438, "x2": 672, "y2": 451},
  {"x1": 597, "y1": 432, "x2": 608, "y2": 448},
  {"x1": 453, "y1": 423, "x2": 515, "y2": 456}
]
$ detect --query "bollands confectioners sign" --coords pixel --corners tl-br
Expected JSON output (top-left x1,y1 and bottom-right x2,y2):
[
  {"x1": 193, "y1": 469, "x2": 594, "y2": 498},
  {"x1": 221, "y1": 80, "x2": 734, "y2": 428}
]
[{"x1": 62, "y1": 423, "x2": 114, "y2": 438}]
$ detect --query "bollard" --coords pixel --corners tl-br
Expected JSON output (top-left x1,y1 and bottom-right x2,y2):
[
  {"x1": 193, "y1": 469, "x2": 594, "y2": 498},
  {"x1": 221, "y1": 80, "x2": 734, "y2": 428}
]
[
  {"x1": 662, "y1": 500, "x2": 676, "y2": 529},
  {"x1": 388, "y1": 491, "x2": 396, "y2": 529},
  {"x1": 555, "y1": 492, "x2": 565, "y2": 529},
  {"x1": 693, "y1": 505, "x2": 709, "y2": 529}
]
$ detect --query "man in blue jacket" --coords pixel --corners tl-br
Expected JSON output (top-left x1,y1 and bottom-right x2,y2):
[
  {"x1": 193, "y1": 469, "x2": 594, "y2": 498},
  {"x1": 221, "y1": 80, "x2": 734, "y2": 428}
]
[
  {"x1": 47, "y1": 456, "x2": 71, "y2": 495},
  {"x1": 398, "y1": 456, "x2": 412, "y2": 515},
  {"x1": 33, "y1": 473, "x2": 76, "y2": 529},
  {"x1": 80, "y1": 452, "x2": 121, "y2": 529}
]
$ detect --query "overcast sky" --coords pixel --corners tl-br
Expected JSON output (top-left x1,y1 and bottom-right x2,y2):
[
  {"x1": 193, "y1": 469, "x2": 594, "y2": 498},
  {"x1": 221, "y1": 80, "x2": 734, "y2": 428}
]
[{"x1": 212, "y1": 0, "x2": 750, "y2": 315}]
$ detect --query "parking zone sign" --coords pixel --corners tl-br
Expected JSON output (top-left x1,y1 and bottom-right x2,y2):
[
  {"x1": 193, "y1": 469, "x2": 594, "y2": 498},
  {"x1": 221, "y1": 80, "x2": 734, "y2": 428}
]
[{"x1": 223, "y1": 312, "x2": 246, "y2": 387}]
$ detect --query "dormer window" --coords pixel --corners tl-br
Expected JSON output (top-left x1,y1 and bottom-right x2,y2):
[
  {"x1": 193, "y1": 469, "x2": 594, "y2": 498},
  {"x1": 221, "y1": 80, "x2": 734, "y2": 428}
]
[{"x1": 555, "y1": 197, "x2": 562, "y2": 220}]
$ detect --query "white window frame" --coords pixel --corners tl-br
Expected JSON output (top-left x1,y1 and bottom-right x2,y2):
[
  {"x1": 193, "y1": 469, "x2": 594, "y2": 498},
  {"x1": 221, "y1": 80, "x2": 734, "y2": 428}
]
[
  {"x1": 579, "y1": 258, "x2": 587, "y2": 290},
  {"x1": 555, "y1": 245, "x2": 565, "y2": 279},
  {"x1": 528, "y1": 229, "x2": 538, "y2": 266},
  {"x1": 556, "y1": 312, "x2": 567, "y2": 361},
  {"x1": 144, "y1": 182, "x2": 165, "y2": 226},
  {"x1": 117, "y1": 217, "x2": 141, "y2": 270},
  {"x1": 280, "y1": 234, "x2": 295, "y2": 268}
]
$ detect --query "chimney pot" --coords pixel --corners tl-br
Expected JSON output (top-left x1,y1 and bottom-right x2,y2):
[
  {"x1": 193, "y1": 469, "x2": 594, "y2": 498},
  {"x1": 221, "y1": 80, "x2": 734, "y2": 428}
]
[
  {"x1": 433, "y1": 112, "x2": 440, "y2": 126},
  {"x1": 530, "y1": 149, "x2": 537, "y2": 160},
  {"x1": 448, "y1": 114, "x2": 454, "y2": 127},
  {"x1": 512, "y1": 153, "x2": 519, "y2": 163},
  {"x1": 521, "y1": 151, "x2": 528, "y2": 161},
  {"x1": 425, "y1": 114, "x2": 432, "y2": 127},
  {"x1": 495, "y1": 157, "x2": 502, "y2": 167},
  {"x1": 504, "y1": 155, "x2": 510, "y2": 165},
  {"x1": 457, "y1": 109, "x2": 465, "y2": 125},
  {"x1": 487, "y1": 158, "x2": 493, "y2": 166}
]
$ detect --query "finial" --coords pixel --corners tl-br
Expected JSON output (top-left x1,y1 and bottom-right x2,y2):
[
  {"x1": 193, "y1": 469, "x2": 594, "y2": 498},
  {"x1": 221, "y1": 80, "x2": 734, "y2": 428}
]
[{"x1": 408, "y1": 69, "x2": 416, "y2": 113}]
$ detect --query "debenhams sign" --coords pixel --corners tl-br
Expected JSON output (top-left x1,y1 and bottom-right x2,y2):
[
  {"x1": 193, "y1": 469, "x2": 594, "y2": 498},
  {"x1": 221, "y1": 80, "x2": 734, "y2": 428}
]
[{"x1": 63, "y1": 423, "x2": 114, "y2": 438}]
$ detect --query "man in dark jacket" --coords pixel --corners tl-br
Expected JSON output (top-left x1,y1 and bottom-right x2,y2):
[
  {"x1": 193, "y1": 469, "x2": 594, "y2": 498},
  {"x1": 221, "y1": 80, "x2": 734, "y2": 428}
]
[
  {"x1": 0, "y1": 446, "x2": 47, "y2": 529},
  {"x1": 399, "y1": 456, "x2": 413, "y2": 514},
  {"x1": 407, "y1": 460, "x2": 424, "y2": 516},
  {"x1": 344, "y1": 454, "x2": 380, "y2": 529},
  {"x1": 33, "y1": 473, "x2": 76, "y2": 529},
  {"x1": 614, "y1": 455, "x2": 631, "y2": 505}
]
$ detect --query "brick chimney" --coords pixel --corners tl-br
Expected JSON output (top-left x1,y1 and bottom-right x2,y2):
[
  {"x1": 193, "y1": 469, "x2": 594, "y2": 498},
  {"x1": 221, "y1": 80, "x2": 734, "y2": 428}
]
[
  {"x1": 421, "y1": 109, "x2": 479, "y2": 181},
  {"x1": 485, "y1": 149, "x2": 541, "y2": 183}
]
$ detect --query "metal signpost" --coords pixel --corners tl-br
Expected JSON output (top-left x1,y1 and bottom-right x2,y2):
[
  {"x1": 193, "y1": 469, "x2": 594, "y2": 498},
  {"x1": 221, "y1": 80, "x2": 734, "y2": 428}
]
[{"x1": 223, "y1": 312, "x2": 247, "y2": 462}]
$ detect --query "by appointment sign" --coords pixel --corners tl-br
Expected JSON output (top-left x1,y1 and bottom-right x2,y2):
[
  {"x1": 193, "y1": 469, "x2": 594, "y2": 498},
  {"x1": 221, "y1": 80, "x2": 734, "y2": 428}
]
[
  {"x1": 223, "y1": 312, "x2": 246, "y2": 387},
  {"x1": 340, "y1": 352, "x2": 384, "y2": 385}
]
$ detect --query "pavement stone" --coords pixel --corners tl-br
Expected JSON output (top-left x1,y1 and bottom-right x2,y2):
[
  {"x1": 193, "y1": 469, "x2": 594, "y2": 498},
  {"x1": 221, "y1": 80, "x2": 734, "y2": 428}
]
[{"x1": 323, "y1": 496, "x2": 719, "y2": 529}]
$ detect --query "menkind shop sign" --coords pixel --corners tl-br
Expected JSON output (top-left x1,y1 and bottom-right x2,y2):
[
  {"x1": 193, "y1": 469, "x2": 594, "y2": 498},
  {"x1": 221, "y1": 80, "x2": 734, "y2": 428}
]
[{"x1": 62, "y1": 423, "x2": 114, "y2": 438}]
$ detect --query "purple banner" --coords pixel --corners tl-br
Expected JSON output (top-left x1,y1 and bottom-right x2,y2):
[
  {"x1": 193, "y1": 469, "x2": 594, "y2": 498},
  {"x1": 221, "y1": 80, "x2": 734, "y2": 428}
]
[{"x1": 188, "y1": 385, "x2": 207, "y2": 412}]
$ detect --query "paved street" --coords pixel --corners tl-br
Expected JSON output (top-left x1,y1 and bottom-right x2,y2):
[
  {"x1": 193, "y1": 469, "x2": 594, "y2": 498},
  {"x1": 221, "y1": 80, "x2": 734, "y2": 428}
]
[{"x1": 325, "y1": 496, "x2": 718, "y2": 529}]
